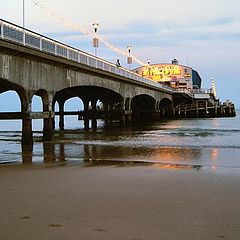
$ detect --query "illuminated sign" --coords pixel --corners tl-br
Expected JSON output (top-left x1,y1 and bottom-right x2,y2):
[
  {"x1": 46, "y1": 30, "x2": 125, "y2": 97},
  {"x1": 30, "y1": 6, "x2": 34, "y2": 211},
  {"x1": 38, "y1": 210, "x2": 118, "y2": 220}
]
[{"x1": 136, "y1": 64, "x2": 192, "y2": 82}]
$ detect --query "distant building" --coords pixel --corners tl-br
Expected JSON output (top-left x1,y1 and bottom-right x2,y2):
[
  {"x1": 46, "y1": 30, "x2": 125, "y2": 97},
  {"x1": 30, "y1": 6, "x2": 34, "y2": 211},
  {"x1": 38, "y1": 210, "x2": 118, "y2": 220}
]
[{"x1": 134, "y1": 59, "x2": 202, "y2": 90}]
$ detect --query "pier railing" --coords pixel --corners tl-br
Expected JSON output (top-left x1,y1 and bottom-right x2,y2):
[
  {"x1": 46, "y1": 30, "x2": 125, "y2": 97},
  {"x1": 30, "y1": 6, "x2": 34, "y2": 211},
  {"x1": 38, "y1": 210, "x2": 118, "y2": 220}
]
[
  {"x1": 0, "y1": 19, "x2": 174, "y2": 93},
  {"x1": 192, "y1": 89, "x2": 213, "y2": 94}
]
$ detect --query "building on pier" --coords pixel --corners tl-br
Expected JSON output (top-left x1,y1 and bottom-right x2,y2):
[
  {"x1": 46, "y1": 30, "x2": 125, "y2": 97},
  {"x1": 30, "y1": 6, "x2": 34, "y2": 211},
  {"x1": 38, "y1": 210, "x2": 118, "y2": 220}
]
[
  {"x1": 134, "y1": 59, "x2": 236, "y2": 118},
  {"x1": 134, "y1": 58, "x2": 202, "y2": 90}
]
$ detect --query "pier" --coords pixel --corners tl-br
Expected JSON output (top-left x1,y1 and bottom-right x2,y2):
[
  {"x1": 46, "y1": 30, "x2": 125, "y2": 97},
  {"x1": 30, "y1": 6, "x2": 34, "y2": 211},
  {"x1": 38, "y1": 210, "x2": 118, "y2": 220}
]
[{"x1": 0, "y1": 19, "x2": 236, "y2": 148}]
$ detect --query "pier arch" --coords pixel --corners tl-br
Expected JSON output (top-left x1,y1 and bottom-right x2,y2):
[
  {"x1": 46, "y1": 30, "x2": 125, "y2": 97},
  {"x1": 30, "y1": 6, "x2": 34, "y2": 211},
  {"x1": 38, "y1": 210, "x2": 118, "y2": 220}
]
[
  {"x1": 0, "y1": 90, "x2": 21, "y2": 112},
  {"x1": 159, "y1": 98, "x2": 173, "y2": 117},
  {"x1": 0, "y1": 78, "x2": 27, "y2": 112},
  {"x1": 53, "y1": 85, "x2": 124, "y2": 130},
  {"x1": 32, "y1": 89, "x2": 49, "y2": 112},
  {"x1": 131, "y1": 94, "x2": 156, "y2": 123},
  {"x1": 30, "y1": 89, "x2": 54, "y2": 141}
]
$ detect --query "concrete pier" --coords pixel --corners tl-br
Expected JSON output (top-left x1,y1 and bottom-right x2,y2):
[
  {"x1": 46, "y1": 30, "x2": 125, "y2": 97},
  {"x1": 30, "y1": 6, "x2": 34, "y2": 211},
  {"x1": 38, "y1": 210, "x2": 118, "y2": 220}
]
[{"x1": 0, "y1": 18, "x2": 236, "y2": 153}]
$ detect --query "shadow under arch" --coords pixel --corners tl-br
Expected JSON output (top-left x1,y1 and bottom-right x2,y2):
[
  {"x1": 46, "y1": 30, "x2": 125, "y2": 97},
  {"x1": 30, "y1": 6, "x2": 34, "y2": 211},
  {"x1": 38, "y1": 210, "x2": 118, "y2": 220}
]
[
  {"x1": 125, "y1": 97, "x2": 131, "y2": 111},
  {"x1": 159, "y1": 98, "x2": 173, "y2": 118},
  {"x1": 131, "y1": 94, "x2": 156, "y2": 123},
  {"x1": 53, "y1": 86, "x2": 124, "y2": 130},
  {"x1": 53, "y1": 85, "x2": 124, "y2": 103}
]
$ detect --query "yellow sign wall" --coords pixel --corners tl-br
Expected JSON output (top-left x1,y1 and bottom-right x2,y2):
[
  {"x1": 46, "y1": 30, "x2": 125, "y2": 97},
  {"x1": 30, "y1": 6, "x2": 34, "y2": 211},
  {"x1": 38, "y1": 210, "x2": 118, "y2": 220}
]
[{"x1": 137, "y1": 64, "x2": 191, "y2": 82}]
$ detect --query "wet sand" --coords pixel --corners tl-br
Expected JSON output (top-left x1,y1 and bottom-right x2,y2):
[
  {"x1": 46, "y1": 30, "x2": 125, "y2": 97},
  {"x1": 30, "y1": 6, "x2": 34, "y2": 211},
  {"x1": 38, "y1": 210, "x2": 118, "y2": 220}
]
[{"x1": 0, "y1": 162, "x2": 240, "y2": 240}]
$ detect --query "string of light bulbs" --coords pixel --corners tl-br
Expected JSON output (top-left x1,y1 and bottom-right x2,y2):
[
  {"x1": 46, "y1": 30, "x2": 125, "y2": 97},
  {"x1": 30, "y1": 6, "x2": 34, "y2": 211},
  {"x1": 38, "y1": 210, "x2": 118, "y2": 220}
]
[{"x1": 30, "y1": 0, "x2": 146, "y2": 66}]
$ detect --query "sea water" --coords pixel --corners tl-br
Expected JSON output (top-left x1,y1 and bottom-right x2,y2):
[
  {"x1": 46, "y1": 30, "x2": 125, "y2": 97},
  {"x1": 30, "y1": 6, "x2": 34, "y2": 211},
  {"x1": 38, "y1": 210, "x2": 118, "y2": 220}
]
[{"x1": 0, "y1": 111, "x2": 239, "y2": 174}]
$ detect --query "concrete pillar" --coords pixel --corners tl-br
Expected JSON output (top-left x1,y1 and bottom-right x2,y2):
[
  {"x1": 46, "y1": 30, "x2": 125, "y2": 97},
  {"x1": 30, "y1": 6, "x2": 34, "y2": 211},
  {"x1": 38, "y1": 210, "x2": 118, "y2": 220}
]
[
  {"x1": 21, "y1": 91, "x2": 33, "y2": 147},
  {"x1": 91, "y1": 99, "x2": 97, "y2": 130},
  {"x1": 162, "y1": 108, "x2": 165, "y2": 118},
  {"x1": 118, "y1": 99, "x2": 125, "y2": 127},
  {"x1": 103, "y1": 102, "x2": 110, "y2": 127},
  {"x1": 178, "y1": 107, "x2": 181, "y2": 117},
  {"x1": 21, "y1": 143, "x2": 33, "y2": 163},
  {"x1": 59, "y1": 143, "x2": 65, "y2": 162},
  {"x1": 22, "y1": 118, "x2": 33, "y2": 146},
  {"x1": 108, "y1": 102, "x2": 114, "y2": 125},
  {"x1": 83, "y1": 99, "x2": 90, "y2": 130},
  {"x1": 52, "y1": 117, "x2": 55, "y2": 130},
  {"x1": 84, "y1": 144, "x2": 90, "y2": 160},
  {"x1": 173, "y1": 107, "x2": 176, "y2": 118},
  {"x1": 43, "y1": 142, "x2": 56, "y2": 162},
  {"x1": 124, "y1": 98, "x2": 132, "y2": 126},
  {"x1": 154, "y1": 101, "x2": 159, "y2": 121},
  {"x1": 59, "y1": 101, "x2": 65, "y2": 130},
  {"x1": 43, "y1": 117, "x2": 53, "y2": 141}
]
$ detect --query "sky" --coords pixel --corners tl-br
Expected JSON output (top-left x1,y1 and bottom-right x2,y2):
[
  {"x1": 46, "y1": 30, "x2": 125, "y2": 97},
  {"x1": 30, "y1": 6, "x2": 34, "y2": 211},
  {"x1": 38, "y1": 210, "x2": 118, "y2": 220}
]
[{"x1": 0, "y1": 0, "x2": 240, "y2": 108}]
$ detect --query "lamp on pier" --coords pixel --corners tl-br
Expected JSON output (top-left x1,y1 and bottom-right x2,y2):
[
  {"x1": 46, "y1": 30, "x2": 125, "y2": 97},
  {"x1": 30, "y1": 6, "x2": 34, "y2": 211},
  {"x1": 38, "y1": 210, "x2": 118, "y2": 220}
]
[
  {"x1": 22, "y1": 0, "x2": 26, "y2": 44},
  {"x1": 127, "y1": 45, "x2": 133, "y2": 70},
  {"x1": 92, "y1": 23, "x2": 99, "y2": 57}
]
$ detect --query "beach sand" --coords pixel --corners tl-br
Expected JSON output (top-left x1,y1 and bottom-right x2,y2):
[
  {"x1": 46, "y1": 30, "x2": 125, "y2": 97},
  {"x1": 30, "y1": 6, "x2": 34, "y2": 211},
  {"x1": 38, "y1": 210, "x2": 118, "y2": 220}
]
[{"x1": 0, "y1": 162, "x2": 240, "y2": 240}]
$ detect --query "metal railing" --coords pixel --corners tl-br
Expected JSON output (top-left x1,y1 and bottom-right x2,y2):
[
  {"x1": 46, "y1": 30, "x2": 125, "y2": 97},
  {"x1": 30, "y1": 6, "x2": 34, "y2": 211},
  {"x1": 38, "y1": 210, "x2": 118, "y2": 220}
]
[
  {"x1": 174, "y1": 88, "x2": 194, "y2": 98},
  {"x1": 0, "y1": 19, "x2": 174, "y2": 93},
  {"x1": 192, "y1": 89, "x2": 213, "y2": 94}
]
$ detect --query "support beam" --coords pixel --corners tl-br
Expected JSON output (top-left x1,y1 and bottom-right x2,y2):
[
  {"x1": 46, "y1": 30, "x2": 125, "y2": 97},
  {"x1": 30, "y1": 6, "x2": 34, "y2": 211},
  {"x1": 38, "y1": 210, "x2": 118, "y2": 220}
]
[
  {"x1": 91, "y1": 99, "x2": 97, "y2": 130},
  {"x1": 83, "y1": 99, "x2": 90, "y2": 130},
  {"x1": 43, "y1": 142, "x2": 56, "y2": 162},
  {"x1": 0, "y1": 112, "x2": 23, "y2": 119},
  {"x1": 21, "y1": 144, "x2": 33, "y2": 163},
  {"x1": 43, "y1": 117, "x2": 53, "y2": 141},
  {"x1": 59, "y1": 101, "x2": 65, "y2": 130},
  {"x1": 22, "y1": 118, "x2": 33, "y2": 146}
]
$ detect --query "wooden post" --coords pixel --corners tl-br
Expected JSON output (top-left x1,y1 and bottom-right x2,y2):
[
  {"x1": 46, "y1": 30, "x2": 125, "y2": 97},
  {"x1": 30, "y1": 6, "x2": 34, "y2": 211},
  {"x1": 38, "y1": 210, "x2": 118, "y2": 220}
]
[
  {"x1": 205, "y1": 101, "x2": 208, "y2": 116},
  {"x1": 196, "y1": 101, "x2": 199, "y2": 117}
]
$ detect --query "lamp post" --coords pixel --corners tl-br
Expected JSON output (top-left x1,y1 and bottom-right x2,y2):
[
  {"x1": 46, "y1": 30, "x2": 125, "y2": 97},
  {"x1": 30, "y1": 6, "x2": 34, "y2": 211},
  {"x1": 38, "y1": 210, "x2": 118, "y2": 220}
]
[
  {"x1": 127, "y1": 45, "x2": 132, "y2": 70},
  {"x1": 23, "y1": 0, "x2": 25, "y2": 29},
  {"x1": 92, "y1": 23, "x2": 99, "y2": 57},
  {"x1": 147, "y1": 59, "x2": 151, "y2": 65},
  {"x1": 23, "y1": 0, "x2": 25, "y2": 45}
]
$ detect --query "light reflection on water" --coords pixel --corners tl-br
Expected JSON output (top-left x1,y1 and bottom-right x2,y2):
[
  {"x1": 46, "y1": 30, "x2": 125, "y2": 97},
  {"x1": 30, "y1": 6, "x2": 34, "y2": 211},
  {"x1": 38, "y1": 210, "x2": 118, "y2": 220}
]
[{"x1": 0, "y1": 112, "x2": 240, "y2": 174}]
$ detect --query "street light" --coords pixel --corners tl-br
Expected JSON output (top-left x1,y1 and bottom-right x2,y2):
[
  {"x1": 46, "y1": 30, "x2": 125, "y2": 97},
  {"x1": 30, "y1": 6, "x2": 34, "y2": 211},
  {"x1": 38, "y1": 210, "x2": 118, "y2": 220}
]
[
  {"x1": 22, "y1": 0, "x2": 25, "y2": 45},
  {"x1": 23, "y1": 0, "x2": 25, "y2": 29},
  {"x1": 147, "y1": 59, "x2": 151, "y2": 65},
  {"x1": 127, "y1": 45, "x2": 132, "y2": 70},
  {"x1": 92, "y1": 23, "x2": 99, "y2": 57}
]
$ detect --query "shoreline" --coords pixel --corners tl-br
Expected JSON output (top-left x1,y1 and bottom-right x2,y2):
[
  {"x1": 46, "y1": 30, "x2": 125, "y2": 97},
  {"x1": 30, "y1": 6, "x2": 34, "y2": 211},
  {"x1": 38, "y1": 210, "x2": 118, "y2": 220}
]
[{"x1": 1, "y1": 163, "x2": 240, "y2": 239}]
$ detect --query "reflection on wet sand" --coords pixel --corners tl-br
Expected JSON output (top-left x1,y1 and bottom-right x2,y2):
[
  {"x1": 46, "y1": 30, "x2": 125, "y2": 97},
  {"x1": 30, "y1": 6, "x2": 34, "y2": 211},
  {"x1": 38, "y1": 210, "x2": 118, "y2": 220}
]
[
  {"x1": 20, "y1": 140, "x2": 203, "y2": 170},
  {"x1": 84, "y1": 159, "x2": 202, "y2": 170}
]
